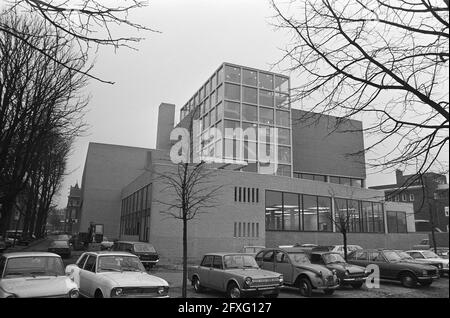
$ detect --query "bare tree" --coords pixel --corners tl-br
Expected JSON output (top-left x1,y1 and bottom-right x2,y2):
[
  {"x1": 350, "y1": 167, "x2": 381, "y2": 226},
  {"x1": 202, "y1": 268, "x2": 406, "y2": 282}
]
[
  {"x1": 271, "y1": 0, "x2": 449, "y2": 182},
  {"x1": 154, "y1": 162, "x2": 223, "y2": 298},
  {"x1": 0, "y1": 1, "x2": 159, "y2": 83},
  {"x1": 0, "y1": 12, "x2": 87, "y2": 236}
]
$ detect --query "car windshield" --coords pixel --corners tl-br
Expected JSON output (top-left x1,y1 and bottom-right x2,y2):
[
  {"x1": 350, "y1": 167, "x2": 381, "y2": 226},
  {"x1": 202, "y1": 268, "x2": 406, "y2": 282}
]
[
  {"x1": 323, "y1": 253, "x2": 346, "y2": 264},
  {"x1": 422, "y1": 251, "x2": 439, "y2": 258},
  {"x1": 51, "y1": 240, "x2": 69, "y2": 248},
  {"x1": 395, "y1": 251, "x2": 413, "y2": 260},
  {"x1": 224, "y1": 255, "x2": 259, "y2": 269},
  {"x1": 384, "y1": 251, "x2": 403, "y2": 262},
  {"x1": 97, "y1": 255, "x2": 146, "y2": 272},
  {"x1": 288, "y1": 253, "x2": 311, "y2": 265},
  {"x1": 3, "y1": 256, "x2": 65, "y2": 278},
  {"x1": 133, "y1": 243, "x2": 156, "y2": 253}
]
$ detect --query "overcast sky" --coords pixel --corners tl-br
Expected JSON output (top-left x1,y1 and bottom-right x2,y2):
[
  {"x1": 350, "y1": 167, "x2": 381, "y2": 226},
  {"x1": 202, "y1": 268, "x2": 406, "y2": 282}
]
[{"x1": 52, "y1": 0, "x2": 445, "y2": 208}]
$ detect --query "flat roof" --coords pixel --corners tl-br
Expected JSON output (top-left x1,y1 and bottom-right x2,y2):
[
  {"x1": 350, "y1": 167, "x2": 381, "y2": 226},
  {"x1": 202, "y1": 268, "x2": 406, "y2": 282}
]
[{"x1": 1, "y1": 252, "x2": 61, "y2": 258}]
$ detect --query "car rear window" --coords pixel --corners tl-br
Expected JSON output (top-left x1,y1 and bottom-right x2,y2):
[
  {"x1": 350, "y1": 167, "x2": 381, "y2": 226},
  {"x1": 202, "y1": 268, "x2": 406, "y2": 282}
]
[{"x1": 133, "y1": 243, "x2": 156, "y2": 253}]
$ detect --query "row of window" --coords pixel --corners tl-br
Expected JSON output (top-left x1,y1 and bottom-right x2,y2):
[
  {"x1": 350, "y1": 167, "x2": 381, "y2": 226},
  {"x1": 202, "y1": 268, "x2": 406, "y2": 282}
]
[
  {"x1": 265, "y1": 190, "x2": 385, "y2": 233},
  {"x1": 233, "y1": 222, "x2": 260, "y2": 238},
  {"x1": 234, "y1": 187, "x2": 259, "y2": 203},
  {"x1": 120, "y1": 185, "x2": 151, "y2": 238},
  {"x1": 386, "y1": 193, "x2": 415, "y2": 202},
  {"x1": 293, "y1": 172, "x2": 364, "y2": 188}
]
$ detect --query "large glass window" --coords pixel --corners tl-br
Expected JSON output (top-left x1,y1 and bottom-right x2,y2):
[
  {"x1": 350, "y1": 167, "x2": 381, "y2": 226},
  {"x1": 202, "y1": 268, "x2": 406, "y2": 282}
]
[
  {"x1": 224, "y1": 138, "x2": 240, "y2": 159},
  {"x1": 243, "y1": 141, "x2": 257, "y2": 162},
  {"x1": 387, "y1": 211, "x2": 407, "y2": 233},
  {"x1": 303, "y1": 195, "x2": 318, "y2": 231},
  {"x1": 317, "y1": 196, "x2": 332, "y2": 232},
  {"x1": 373, "y1": 203, "x2": 385, "y2": 233},
  {"x1": 259, "y1": 72, "x2": 273, "y2": 90},
  {"x1": 275, "y1": 93, "x2": 289, "y2": 109},
  {"x1": 277, "y1": 128, "x2": 290, "y2": 145},
  {"x1": 266, "y1": 191, "x2": 283, "y2": 231},
  {"x1": 242, "y1": 86, "x2": 257, "y2": 104},
  {"x1": 217, "y1": 67, "x2": 224, "y2": 85},
  {"x1": 242, "y1": 69, "x2": 257, "y2": 86},
  {"x1": 225, "y1": 65, "x2": 241, "y2": 83},
  {"x1": 242, "y1": 122, "x2": 258, "y2": 141},
  {"x1": 259, "y1": 90, "x2": 274, "y2": 107},
  {"x1": 334, "y1": 198, "x2": 348, "y2": 232},
  {"x1": 278, "y1": 146, "x2": 291, "y2": 164},
  {"x1": 276, "y1": 164, "x2": 291, "y2": 177},
  {"x1": 361, "y1": 201, "x2": 374, "y2": 233},
  {"x1": 225, "y1": 83, "x2": 240, "y2": 101},
  {"x1": 242, "y1": 104, "x2": 257, "y2": 122},
  {"x1": 283, "y1": 192, "x2": 300, "y2": 231},
  {"x1": 216, "y1": 101, "x2": 223, "y2": 121},
  {"x1": 276, "y1": 110, "x2": 290, "y2": 127},
  {"x1": 224, "y1": 120, "x2": 240, "y2": 138},
  {"x1": 348, "y1": 200, "x2": 361, "y2": 232},
  {"x1": 259, "y1": 107, "x2": 274, "y2": 125},
  {"x1": 224, "y1": 101, "x2": 240, "y2": 120},
  {"x1": 216, "y1": 84, "x2": 223, "y2": 103},
  {"x1": 275, "y1": 76, "x2": 289, "y2": 92},
  {"x1": 259, "y1": 125, "x2": 274, "y2": 144}
]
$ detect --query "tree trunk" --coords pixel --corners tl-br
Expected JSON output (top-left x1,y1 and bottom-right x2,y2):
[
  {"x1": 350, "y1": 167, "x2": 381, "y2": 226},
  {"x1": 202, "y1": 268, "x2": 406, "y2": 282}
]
[
  {"x1": 428, "y1": 202, "x2": 438, "y2": 253},
  {"x1": 182, "y1": 213, "x2": 187, "y2": 298},
  {"x1": 343, "y1": 230, "x2": 348, "y2": 262}
]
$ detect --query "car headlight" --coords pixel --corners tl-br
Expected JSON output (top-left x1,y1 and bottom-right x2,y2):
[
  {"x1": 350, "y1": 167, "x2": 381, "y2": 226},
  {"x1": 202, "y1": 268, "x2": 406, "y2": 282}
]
[
  {"x1": 157, "y1": 286, "x2": 168, "y2": 295},
  {"x1": 113, "y1": 288, "x2": 123, "y2": 297},
  {"x1": 279, "y1": 275, "x2": 284, "y2": 284},
  {"x1": 316, "y1": 271, "x2": 323, "y2": 278},
  {"x1": 446, "y1": 263, "x2": 449, "y2": 268},
  {"x1": 68, "y1": 289, "x2": 79, "y2": 298},
  {"x1": 345, "y1": 270, "x2": 350, "y2": 276},
  {"x1": 244, "y1": 277, "x2": 253, "y2": 287}
]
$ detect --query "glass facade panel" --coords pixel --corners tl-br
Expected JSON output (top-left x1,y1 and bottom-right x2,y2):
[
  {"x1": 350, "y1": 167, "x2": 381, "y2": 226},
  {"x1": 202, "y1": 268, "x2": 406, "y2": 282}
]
[
  {"x1": 275, "y1": 76, "x2": 289, "y2": 92},
  {"x1": 225, "y1": 65, "x2": 241, "y2": 83},
  {"x1": 242, "y1": 104, "x2": 257, "y2": 122},
  {"x1": 243, "y1": 141, "x2": 257, "y2": 161},
  {"x1": 266, "y1": 191, "x2": 283, "y2": 231},
  {"x1": 276, "y1": 110, "x2": 290, "y2": 127},
  {"x1": 387, "y1": 211, "x2": 407, "y2": 233},
  {"x1": 330, "y1": 176, "x2": 340, "y2": 184},
  {"x1": 317, "y1": 196, "x2": 332, "y2": 232},
  {"x1": 258, "y1": 125, "x2": 274, "y2": 144},
  {"x1": 242, "y1": 162, "x2": 257, "y2": 172},
  {"x1": 216, "y1": 101, "x2": 223, "y2": 121},
  {"x1": 277, "y1": 128, "x2": 290, "y2": 145},
  {"x1": 210, "y1": 108, "x2": 216, "y2": 125},
  {"x1": 362, "y1": 202, "x2": 374, "y2": 233},
  {"x1": 276, "y1": 164, "x2": 291, "y2": 177},
  {"x1": 348, "y1": 200, "x2": 361, "y2": 232},
  {"x1": 259, "y1": 72, "x2": 273, "y2": 90},
  {"x1": 283, "y1": 193, "x2": 300, "y2": 231},
  {"x1": 275, "y1": 93, "x2": 289, "y2": 109},
  {"x1": 242, "y1": 86, "x2": 257, "y2": 104},
  {"x1": 242, "y1": 69, "x2": 257, "y2": 86},
  {"x1": 259, "y1": 90, "x2": 274, "y2": 107},
  {"x1": 224, "y1": 138, "x2": 240, "y2": 159},
  {"x1": 224, "y1": 120, "x2": 240, "y2": 138},
  {"x1": 303, "y1": 195, "x2": 318, "y2": 231},
  {"x1": 373, "y1": 203, "x2": 384, "y2": 233},
  {"x1": 340, "y1": 177, "x2": 351, "y2": 186},
  {"x1": 224, "y1": 101, "x2": 240, "y2": 120},
  {"x1": 278, "y1": 146, "x2": 291, "y2": 164},
  {"x1": 217, "y1": 67, "x2": 224, "y2": 84},
  {"x1": 242, "y1": 122, "x2": 258, "y2": 141},
  {"x1": 334, "y1": 198, "x2": 347, "y2": 232},
  {"x1": 217, "y1": 84, "x2": 223, "y2": 103},
  {"x1": 225, "y1": 83, "x2": 240, "y2": 101},
  {"x1": 259, "y1": 107, "x2": 274, "y2": 125}
]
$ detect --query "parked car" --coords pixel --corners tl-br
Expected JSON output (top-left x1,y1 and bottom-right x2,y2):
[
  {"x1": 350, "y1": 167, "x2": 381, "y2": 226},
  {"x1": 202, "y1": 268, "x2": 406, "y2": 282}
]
[
  {"x1": 347, "y1": 249, "x2": 439, "y2": 288},
  {"x1": 255, "y1": 247, "x2": 339, "y2": 297},
  {"x1": 48, "y1": 240, "x2": 71, "y2": 258},
  {"x1": 100, "y1": 237, "x2": 114, "y2": 250},
  {"x1": 65, "y1": 251, "x2": 169, "y2": 298},
  {"x1": 405, "y1": 250, "x2": 449, "y2": 276},
  {"x1": 0, "y1": 236, "x2": 6, "y2": 253},
  {"x1": 432, "y1": 247, "x2": 449, "y2": 259},
  {"x1": 111, "y1": 241, "x2": 159, "y2": 269},
  {"x1": 240, "y1": 246, "x2": 265, "y2": 256},
  {"x1": 308, "y1": 251, "x2": 368, "y2": 289},
  {"x1": 188, "y1": 253, "x2": 283, "y2": 298},
  {"x1": 394, "y1": 250, "x2": 444, "y2": 273},
  {"x1": 0, "y1": 252, "x2": 79, "y2": 298}
]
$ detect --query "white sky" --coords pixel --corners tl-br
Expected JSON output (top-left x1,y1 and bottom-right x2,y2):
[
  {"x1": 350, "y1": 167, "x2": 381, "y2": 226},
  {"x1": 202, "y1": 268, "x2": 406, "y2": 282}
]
[{"x1": 23, "y1": 0, "x2": 443, "y2": 208}]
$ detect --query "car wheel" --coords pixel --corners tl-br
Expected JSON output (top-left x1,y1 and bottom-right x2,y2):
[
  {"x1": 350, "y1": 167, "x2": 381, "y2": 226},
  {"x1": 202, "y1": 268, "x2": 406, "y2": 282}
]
[
  {"x1": 351, "y1": 282, "x2": 364, "y2": 289},
  {"x1": 419, "y1": 281, "x2": 433, "y2": 287},
  {"x1": 324, "y1": 289, "x2": 335, "y2": 296},
  {"x1": 227, "y1": 282, "x2": 241, "y2": 299},
  {"x1": 298, "y1": 277, "x2": 313, "y2": 297},
  {"x1": 193, "y1": 277, "x2": 204, "y2": 293},
  {"x1": 94, "y1": 290, "x2": 104, "y2": 298},
  {"x1": 400, "y1": 272, "x2": 417, "y2": 288}
]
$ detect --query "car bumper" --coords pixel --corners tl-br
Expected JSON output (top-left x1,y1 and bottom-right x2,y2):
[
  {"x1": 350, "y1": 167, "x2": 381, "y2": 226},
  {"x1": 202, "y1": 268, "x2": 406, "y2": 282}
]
[
  {"x1": 341, "y1": 277, "x2": 366, "y2": 283},
  {"x1": 112, "y1": 294, "x2": 169, "y2": 298},
  {"x1": 242, "y1": 286, "x2": 280, "y2": 296},
  {"x1": 417, "y1": 275, "x2": 439, "y2": 281},
  {"x1": 141, "y1": 260, "x2": 159, "y2": 265}
]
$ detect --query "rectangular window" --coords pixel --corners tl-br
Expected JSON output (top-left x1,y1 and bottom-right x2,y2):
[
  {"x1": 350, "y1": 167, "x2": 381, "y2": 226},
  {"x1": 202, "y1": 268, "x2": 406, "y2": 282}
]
[
  {"x1": 242, "y1": 86, "x2": 257, "y2": 104},
  {"x1": 278, "y1": 128, "x2": 291, "y2": 145},
  {"x1": 217, "y1": 84, "x2": 223, "y2": 103},
  {"x1": 243, "y1": 69, "x2": 257, "y2": 86},
  {"x1": 276, "y1": 110, "x2": 290, "y2": 127},
  {"x1": 225, "y1": 65, "x2": 241, "y2": 83},
  {"x1": 275, "y1": 76, "x2": 289, "y2": 92},
  {"x1": 351, "y1": 179, "x2": 363, "y2": 188},
  {"x1": 329, "y1": 176, "x2": 340, "y2": 184},
  {"x1": 234, "y1": 187, "x2": 237, "y2": 202},
  {"x1": 348, "y1": 200, "x2": 361, "y2": 232},
  {"x1": 256, "y1": 189, "x2": 259, "y2": 203},
  {"x1": 303, "y1": 195, "x2": 318, "y2": 231},
  {"x1": 248, "y1": 223, "x2": 251, "y2": 237},
  {"x1": 373, "y1": 203, "x2": 385, "y2": 233},
  {"x1": 409, "y1": 193, "x2": 415, "y2": 201},
  {"x1": 387, "y1": 211, "x2": 407, "y2": 233},
  {"x1": 243, "y1": 187, "x2": 246, "y2": 202},
  {"x1": 239, "y1": 187, "x2": 242, "y2": 202},
  {"x1": 259, "y1": 90, "x2": 274, "y2": 107},
  {"x1": 248, "y1": 188, "x2": 251, "y2": 203},
  {"x1": 225, "y1": 83, "x2": 241, "y2": 101},
  {"x1": 242, "y1": 104, "x2": 257, "y2": 122},
  {"x1": 243, "y1": 222, "x2": 246, "y2": 237},
  {"x1": 283, "y1": 192, "x2": 300, "y2": 231},
  {"x1": 362, "y1": 201, "x2": 374, "y2": 233},
  {"x1": 340, "y1": 177, "x2": 351, "y2": 186},
  {"x1": 317, "y1": 196, "x2": 332, "y2": 232},
  {"x1": 256, "y1": 223, "x2": 259, "y2": 237},
  {"x1": 265, "y1": 191, "x2": 283, "y2": 230},
  {"x1": 252, "y1": 223, "x2": 255, "y2": 237},
  {"x1": 252, "y1": 188, "x2": 255, "y2": 203},
  {"x1": 238, "y1": 222, "x2": 241, "y2": 237},
  {"x1": 259, "y1": 72, "x2": 273, "y2": 90}
]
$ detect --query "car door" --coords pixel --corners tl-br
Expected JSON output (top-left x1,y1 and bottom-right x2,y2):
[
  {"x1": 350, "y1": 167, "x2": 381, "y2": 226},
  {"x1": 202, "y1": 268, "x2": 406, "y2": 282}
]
[
  {"x1": 260, "y1": 250, "x2": 275, "y2": 272},
  {"x1": 274, "y1": 250, "x2": 294, "y2": 284},
  {"x1": 369, "y1": 251, "x2": 390, "y2": 279},
  {"x1": 210, "y1": 256, "x2": 225, "y2": 291},
  {"x1": 79, "y1": 255, "x2": 98, "y2": 297},
  {"x1": 198, "y1": 255, "x2": 214, "y2": 288}
]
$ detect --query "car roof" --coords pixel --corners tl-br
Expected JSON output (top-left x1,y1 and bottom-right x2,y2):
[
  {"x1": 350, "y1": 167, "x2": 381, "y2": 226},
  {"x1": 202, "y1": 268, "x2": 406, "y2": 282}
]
[
  {"x1": 203, "y1": 252, "x2": 254, "y2": 257},
  {"x1": 114, "y1": 241, "x2": 153, "y2": 245},
  {"x1": 1, "y1": 252, "x2": 61, "y2": 258},
  {"x1": 310, "y1": 250, "x2": 340, "y2": 255},
  {"x1": 82, "y1": 251, "x2": 136, "y2": 256},
  {"x1": 277, "y1": 247, "x2": 309, "y2": 253}
]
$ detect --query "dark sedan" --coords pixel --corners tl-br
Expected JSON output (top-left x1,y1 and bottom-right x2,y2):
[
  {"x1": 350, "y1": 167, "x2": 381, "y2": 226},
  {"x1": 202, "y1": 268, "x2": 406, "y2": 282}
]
[
  {"x1": 112, "y1": 241, "x2": 159, "y2": 269},
  {"x1": 48, "y1": 240, "x2": 71, "y2": 258},
  {"x1": 347, "y1": 249, "x2": 439, "y2": 288},
  {"x1": 309, "y1": 251, "x2": 368, "y2": 289}
]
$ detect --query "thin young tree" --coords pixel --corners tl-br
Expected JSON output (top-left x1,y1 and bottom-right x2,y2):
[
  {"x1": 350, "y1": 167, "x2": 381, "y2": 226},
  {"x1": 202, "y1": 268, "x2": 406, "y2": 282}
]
[
  {"x1": 271, "y1": 0, "x2": 449, "y2": 183},
  {"x1": 153, "y1": 162, "x2": 223, "y2": 298}
]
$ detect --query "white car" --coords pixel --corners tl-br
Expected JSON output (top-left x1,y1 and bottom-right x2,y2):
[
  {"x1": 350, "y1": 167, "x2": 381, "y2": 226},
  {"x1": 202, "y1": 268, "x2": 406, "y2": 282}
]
[
  {"x1": 66, "y1": 251, "x2": 169, "y2": 298},
  {"x1": 406, "y1": 250, "x2": 449, "y2": 276},
  {"x1": 0, "y1": 252, "x2": 79, "y2": 298}
]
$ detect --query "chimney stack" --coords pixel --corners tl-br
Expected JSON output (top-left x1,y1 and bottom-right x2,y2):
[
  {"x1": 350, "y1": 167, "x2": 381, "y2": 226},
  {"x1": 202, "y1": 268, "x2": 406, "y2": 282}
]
[{"x1": 156, "y1": 103, "x2": 175, "y2": 150}]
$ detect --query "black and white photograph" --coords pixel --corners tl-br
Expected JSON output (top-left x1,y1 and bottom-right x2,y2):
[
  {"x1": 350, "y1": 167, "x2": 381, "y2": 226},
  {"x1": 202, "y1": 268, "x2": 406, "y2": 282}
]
[{"x1": 0, "y1": 0, "x2": 448, "y2": 307}]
